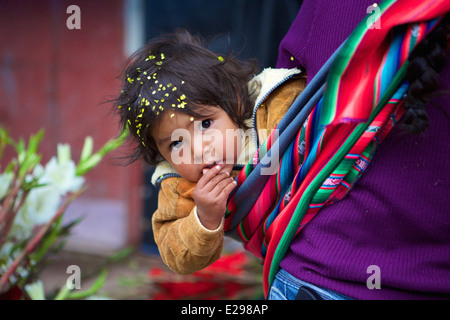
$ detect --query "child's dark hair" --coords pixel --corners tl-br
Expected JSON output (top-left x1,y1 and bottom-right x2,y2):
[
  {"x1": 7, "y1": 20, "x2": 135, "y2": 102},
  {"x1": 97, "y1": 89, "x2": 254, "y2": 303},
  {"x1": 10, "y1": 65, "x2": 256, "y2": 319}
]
[
  {"x1": 401, "y1": 13, "x2": 450, "y2": 134},
  {"x1": 113, "y1": 29, "x2": 258, "y2": 165}
]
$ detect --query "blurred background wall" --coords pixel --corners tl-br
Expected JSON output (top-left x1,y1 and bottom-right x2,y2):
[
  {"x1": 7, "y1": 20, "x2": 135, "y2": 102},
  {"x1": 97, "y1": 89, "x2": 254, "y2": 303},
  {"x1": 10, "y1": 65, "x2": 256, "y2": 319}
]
[{"x1": 0, "y1": 0, "x2": 301, "y2": 255}]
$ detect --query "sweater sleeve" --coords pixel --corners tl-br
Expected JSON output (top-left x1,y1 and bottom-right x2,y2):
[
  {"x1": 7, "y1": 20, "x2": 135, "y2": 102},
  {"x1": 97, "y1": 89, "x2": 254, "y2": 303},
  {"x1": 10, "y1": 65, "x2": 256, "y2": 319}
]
[{"x1": 151, "y1": 177, "x2": 224, "y2": 274}]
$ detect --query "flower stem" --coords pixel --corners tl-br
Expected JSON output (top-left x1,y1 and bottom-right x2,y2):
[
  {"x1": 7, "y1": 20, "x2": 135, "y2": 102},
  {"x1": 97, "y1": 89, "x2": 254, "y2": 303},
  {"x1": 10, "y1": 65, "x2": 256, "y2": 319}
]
[
  {"x1": 0, "y1": 164, "x2": 23, "y2": 240},
  {"x1": 0, "y1": 188, "x2": 85, "y2": 293}
]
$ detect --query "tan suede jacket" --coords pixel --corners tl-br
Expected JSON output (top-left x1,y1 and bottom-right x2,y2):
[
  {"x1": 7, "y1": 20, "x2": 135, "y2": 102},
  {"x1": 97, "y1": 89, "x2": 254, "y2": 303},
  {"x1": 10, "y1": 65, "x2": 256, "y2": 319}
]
[{"x1": 151, "y1": 68, "x2": 306, "y2": 274}]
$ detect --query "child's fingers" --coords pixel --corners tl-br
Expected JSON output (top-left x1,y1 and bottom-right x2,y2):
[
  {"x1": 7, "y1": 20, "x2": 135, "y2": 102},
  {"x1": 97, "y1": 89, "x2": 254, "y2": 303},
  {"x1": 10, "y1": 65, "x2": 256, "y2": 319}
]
[
  {"x1": 220, "y1": 178, "x2": 238, "y2": 198},
  {"x1": 197, "y1": 163, "x2": 225, "y2": 189},
  {"x1": 206, "y1": 172, "x2": 232, "y2": 190},
  {"x1": 212, "y1": 176, "x2": 237, "y2": 197}
]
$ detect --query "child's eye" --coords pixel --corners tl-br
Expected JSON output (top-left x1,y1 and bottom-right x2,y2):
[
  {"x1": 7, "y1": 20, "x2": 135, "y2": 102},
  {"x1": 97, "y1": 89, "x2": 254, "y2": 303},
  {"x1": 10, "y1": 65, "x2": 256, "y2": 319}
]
[
  {"x1": 169, "y1": 140, "x2": 183, "y2": 150},
  {"x1": 201, "y1": 119, "x2": 212, "y2": 131}
]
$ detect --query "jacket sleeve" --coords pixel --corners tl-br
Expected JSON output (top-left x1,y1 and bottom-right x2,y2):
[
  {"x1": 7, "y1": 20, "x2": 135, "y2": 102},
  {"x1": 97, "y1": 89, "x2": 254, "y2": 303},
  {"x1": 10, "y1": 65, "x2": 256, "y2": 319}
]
[{"x1": 151, "y1": 177, "x2": 224, "y2": 274}]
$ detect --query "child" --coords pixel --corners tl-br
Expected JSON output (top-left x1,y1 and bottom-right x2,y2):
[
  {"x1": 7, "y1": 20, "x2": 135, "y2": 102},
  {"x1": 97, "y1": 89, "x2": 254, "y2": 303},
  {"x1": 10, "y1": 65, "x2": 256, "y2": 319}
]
[{"x1": 113, "y1": 30, "x2": 306, "y2": 274}]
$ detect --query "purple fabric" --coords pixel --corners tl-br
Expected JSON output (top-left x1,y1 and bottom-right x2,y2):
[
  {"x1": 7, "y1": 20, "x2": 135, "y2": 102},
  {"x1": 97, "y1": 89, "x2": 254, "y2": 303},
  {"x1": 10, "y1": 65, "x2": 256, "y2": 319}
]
[{"x1": 276, "y1": 0, "x2": 450, "y2": 299}]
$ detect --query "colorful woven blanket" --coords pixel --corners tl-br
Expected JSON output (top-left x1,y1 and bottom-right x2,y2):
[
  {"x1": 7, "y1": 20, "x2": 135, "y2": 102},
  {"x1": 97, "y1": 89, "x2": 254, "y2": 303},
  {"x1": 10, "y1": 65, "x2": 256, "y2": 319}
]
[{"x1": 224, "y1": 0, "x2": 450, "y2": 297}]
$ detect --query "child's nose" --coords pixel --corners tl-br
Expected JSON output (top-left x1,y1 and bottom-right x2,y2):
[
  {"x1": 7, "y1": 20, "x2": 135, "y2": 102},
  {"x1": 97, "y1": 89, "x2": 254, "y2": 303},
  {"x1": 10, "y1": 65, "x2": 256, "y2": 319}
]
[
  {"x1": 192, "y1": 135, "x2": 216, "y2": 164},
  {"x1": 191, "y1": 135, "x2": 204, "y2": 164}
]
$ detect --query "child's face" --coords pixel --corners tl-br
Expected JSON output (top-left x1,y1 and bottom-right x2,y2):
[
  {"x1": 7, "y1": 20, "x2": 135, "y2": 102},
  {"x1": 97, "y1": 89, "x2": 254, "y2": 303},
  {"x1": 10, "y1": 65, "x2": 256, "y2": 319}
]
[{"x1": 151, "y1": 106, "x2": 242, "y2": 182}]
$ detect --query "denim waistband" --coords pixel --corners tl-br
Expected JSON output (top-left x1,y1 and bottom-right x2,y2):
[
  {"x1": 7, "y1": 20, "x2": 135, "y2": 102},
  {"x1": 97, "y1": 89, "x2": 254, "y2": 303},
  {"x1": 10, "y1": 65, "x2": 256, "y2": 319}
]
[{"x1": 268, "y1": 268, "x2": 352, "y2": 300}]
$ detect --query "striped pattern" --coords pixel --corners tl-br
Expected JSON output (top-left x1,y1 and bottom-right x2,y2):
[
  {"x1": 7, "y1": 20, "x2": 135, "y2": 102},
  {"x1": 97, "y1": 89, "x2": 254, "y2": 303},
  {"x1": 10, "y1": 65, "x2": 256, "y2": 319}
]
[{"x1": 224, "y1": 0, "x2": 450, "y2": 297}]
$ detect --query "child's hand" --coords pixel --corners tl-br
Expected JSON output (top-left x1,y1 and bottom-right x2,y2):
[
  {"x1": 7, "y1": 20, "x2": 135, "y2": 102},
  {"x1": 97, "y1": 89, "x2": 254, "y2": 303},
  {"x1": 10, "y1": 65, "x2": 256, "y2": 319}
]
[{"x1": 193, "y1": 163, "x2": 237, "y2": 230}]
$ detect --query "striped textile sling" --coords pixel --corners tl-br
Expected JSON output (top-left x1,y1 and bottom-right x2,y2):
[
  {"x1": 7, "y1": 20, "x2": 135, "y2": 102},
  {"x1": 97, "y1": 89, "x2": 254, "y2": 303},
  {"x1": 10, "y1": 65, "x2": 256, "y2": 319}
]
[{"x1": 224, "y1": 0, "x2": 450, "y2": 297}]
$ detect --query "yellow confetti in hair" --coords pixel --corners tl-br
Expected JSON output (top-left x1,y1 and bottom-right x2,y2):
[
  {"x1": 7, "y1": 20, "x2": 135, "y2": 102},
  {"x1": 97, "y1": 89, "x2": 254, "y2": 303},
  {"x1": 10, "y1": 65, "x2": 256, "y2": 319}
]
[{"x1": 218, "y1": 56, "x2": 224, "y2": 62}]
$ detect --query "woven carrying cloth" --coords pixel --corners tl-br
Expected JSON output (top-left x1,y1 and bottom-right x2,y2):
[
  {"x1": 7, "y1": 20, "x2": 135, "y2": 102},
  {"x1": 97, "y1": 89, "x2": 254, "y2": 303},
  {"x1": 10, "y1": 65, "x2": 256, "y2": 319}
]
[{"x1": 224, "y1": 0, "x2": 450, "y2": 297}]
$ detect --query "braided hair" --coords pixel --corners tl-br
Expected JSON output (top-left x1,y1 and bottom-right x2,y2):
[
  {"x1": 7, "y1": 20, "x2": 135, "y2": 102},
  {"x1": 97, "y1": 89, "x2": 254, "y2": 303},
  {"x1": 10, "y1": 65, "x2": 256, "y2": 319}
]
[{"x1": 401, "y1": 13, "x2": 450, "y2": 134}]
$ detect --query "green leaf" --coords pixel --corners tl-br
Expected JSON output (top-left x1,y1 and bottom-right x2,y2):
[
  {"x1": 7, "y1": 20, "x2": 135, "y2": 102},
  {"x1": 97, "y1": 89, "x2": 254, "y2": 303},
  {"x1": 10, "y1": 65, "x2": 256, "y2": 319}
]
[
  {"x1": 31, "y1": 215, "x2": 64, "y2": 262},
  {"x1": 107, "y1": 247, "x2": 134, "y2": 263},
  {"x1": 76, "y1": 130, "x2": 127, "y2": 176},
  {"x1": 15, "y1": 129, "x2": 44, "y2": 178},
  {"x1": 27, "y1": 129, "x2": 44, "y2": 155},
  {"x1": 75, "y1": 153, "x2": 102, "y2": 176},
  {"x1": 80, "y1": 136, "x2": 93, "y2": 163},
  {"x1": 67, "y1": 268, "x2": 108, "y2": 300},
  {"x1": 0, "y1": 127, "x2": 14, "y2": 160},
  {"x1": 57, "y1": 143, "x2": 71, "y2": 165}
]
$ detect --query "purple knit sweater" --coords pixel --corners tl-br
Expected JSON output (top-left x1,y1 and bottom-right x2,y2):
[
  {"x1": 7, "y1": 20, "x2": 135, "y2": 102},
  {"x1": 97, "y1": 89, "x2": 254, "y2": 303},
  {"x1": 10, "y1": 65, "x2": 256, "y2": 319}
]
[{"x1": 276, "y1": 0, "x2": 450, "y2": 299}]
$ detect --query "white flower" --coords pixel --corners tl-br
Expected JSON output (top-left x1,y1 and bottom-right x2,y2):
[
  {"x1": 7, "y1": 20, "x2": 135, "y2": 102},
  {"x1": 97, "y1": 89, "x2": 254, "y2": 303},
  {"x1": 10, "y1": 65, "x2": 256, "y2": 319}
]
[
  {"x1": 12, "y1": 184, "x2": 61, "y2": 237},
  {"x1": 0, "y1": 171, "x2": 14, "y2": 199},
  {"x1": 40, "y1": 157, "x2": 84, "y2": 195},
  {"x1": 24, "y1": 280, "x2": 46, "y2": 300},
  {"x1": 32, "y1": 163, "x2": 44, "y2": 179},
  {"x1": 0, "y1": 242, "x2": 13, "y2": 263}
]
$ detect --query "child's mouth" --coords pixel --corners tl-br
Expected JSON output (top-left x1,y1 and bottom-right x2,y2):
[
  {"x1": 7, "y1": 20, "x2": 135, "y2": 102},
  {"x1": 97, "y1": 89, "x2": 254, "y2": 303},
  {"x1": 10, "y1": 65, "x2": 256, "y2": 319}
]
[
  {"x1": 205, "y1": 162, "x2": 217, "y2": 169},
  {"x1": 205, "y1": 161, "x2": 224, "y2": 169}
]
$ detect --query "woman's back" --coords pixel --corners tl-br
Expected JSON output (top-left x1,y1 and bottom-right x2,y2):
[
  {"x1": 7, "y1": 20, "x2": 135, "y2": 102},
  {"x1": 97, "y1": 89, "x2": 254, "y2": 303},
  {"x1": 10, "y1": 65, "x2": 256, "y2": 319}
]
[{"x1": 277, "y1": 0, "x2": 450, "y2": 299}]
